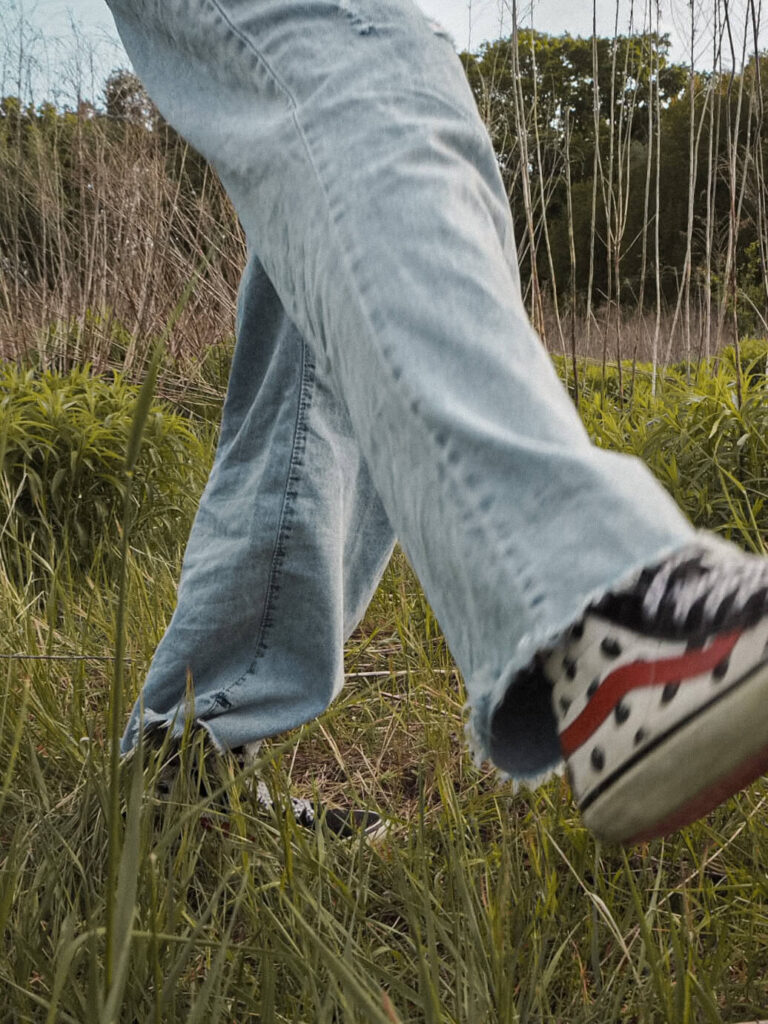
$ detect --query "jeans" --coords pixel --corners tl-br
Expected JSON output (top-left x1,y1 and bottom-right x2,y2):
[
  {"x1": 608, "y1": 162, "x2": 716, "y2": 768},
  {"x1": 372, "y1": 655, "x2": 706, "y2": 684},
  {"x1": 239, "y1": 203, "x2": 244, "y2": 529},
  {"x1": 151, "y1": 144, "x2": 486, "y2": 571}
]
[{"x1": 110, "y1": 0, "x2": 695, "y2": 778}]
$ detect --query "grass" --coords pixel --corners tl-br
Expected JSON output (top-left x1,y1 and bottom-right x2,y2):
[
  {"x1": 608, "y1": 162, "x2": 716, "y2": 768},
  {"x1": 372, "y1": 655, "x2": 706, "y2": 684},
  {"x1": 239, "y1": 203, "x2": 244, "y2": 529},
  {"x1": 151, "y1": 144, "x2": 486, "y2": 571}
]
[{"x1": 1, "y1": 360, "x2": 768, "y2": 1021}]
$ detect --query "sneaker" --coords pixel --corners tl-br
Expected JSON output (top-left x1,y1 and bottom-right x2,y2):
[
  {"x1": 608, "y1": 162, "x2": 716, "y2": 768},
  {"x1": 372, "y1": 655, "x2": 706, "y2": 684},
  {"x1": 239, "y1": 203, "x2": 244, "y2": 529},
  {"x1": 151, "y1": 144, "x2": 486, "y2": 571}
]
[
  {"x1": 149, "y1": 733, "x2": 387, "y2": 841},
  {"x1": 235, "y1": 742, "x2": 387, "y2": 840},
  {"x1": 546, "y1": 541, "x2": 768, "y2": 844},
  {"x1": 251, "y1": 777, "x2": 387, "y2": 840}
]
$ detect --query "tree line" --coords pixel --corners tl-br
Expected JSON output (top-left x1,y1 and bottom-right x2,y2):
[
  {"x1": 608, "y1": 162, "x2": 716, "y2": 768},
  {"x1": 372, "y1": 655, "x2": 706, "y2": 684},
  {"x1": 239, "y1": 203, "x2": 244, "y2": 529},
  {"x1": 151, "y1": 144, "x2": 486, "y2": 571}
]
[
  {"x1": 2, "y1": 21, "x2": 768, "y2": 370},
  {"x1": 462, "y1": 27, "x2": 768, "y2": 360}
]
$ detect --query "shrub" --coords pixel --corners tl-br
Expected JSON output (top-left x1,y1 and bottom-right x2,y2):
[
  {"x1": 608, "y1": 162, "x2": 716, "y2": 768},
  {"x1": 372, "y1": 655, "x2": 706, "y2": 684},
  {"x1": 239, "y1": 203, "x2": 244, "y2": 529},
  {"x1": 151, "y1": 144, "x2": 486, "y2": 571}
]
[
  {"x1": 557, "y1": 355, "x2": 768, "y2": 550},
  {"x1": 639, "y1": 373, "x2": 768, "y2": 547},
  {"x1": 0, "y1": 364, "x2": 209, "y2": 581},
  {"x1": 30, "y1": 311, "x2": 231, "y2": 422},
  {"x1": 718, "y1": 336, "x2": 768, "y2": 383}
]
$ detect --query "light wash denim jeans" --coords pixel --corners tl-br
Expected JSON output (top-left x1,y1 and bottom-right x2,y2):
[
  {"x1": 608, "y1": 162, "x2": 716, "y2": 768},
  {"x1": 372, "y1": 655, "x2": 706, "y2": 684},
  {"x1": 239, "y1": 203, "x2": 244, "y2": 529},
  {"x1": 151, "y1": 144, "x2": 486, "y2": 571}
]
[{"x1": 110, "y1": 0, "x2": 696, "y2": 778}]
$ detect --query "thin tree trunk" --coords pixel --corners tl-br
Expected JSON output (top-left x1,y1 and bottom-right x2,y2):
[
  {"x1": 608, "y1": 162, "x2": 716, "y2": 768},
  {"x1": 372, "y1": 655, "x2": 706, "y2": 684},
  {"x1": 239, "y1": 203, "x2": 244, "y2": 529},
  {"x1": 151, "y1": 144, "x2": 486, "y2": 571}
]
[{"x1": 510, "y1": 0, "x2": 546, "y2": 341}]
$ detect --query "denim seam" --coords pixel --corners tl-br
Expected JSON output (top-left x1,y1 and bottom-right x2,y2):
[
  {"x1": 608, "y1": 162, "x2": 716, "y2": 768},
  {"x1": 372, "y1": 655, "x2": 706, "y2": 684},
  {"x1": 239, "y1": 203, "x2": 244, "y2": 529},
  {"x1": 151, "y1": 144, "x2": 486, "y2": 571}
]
[
  {"x1": 203, "y1": 0, "x2": 298, "y2": 110},
  {"x1": 257, "y1": 341, "x2": 315, "y2": 664},
  {"x1": 221, "y1": 340, "x2": 316, "y2": 699},
  {"x1": 290, "y1": 160, "x2": 544, "y2": 627},
  {"x1": 201, "y1": 0, "x2": 547, "y2": 666}
]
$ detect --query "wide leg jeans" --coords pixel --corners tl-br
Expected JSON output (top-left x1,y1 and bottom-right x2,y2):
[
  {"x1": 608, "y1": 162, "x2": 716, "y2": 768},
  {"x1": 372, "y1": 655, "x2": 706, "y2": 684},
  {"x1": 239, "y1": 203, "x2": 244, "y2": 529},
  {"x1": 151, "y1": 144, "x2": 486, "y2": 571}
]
[{"x1": 110, "y1": 0, "x2": 696, "y2": 778}]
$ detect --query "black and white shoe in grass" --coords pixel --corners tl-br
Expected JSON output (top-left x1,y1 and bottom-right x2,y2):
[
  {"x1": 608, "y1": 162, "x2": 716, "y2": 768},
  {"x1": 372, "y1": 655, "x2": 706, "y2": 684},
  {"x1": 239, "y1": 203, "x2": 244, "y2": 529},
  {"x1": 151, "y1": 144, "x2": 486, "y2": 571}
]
[
  {"x1": 152, "y1": 736, "x2": 387, "y2": 841},
  {"x1": 235, "y1": 745, "x2": 387, "y2": 840},
  {"x1": 252, "y1": 777, "x2": 387, "y2": 840},
  {"x1": 547, "y1": 541, "x2": 768, "y2": 844}
]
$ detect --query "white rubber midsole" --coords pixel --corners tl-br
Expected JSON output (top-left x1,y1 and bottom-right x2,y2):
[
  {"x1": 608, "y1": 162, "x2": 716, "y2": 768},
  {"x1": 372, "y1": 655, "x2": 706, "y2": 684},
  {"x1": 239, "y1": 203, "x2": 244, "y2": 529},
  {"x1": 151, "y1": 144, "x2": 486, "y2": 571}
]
[{"x1": 582, "y1": 658, "x2": 768, "y2": 843}]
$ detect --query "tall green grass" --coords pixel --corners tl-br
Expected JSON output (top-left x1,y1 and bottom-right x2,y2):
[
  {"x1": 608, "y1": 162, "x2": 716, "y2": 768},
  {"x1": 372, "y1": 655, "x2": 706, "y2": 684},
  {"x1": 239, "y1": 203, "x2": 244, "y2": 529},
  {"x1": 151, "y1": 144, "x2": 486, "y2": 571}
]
[
  {"x1": 1, "y1": 355, "x2": 768, "y2": 1021},
  {"x1": 560, "y1": 340, "x2": 768, "y2": 552}
]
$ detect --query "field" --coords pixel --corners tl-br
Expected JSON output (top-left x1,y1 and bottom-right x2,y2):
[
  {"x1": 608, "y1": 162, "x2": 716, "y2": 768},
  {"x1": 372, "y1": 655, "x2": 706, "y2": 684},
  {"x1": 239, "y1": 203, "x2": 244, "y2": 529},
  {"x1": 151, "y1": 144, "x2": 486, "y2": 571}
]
[
  {"x1": 0, "y1": 350, "x2": 768, "y2": 1023},
  {"x1": 3, "y1": 2, "x2": 768, "y2": 1016}
]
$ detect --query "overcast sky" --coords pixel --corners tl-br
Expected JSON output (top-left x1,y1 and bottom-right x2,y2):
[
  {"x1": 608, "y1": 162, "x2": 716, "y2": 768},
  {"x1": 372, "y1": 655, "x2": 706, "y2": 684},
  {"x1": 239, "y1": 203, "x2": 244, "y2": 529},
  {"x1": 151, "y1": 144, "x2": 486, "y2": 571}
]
[
  {"x1": 13, "y1": 0, "x2": 693, "y2": 53},
  {"x1": 2, "y1": 0, "x2": 762, "y2": 105}
]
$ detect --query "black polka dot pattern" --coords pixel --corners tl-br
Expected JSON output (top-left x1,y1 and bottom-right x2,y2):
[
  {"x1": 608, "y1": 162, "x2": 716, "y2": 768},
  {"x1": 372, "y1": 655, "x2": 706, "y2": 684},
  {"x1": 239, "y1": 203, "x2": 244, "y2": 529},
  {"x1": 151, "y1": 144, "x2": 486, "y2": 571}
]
[
  {"x1": 591, "y1": 747, "x2": 605, "y2": 771},
  {"x1": 601, "y1": 637, "x2": 622, "y2": 658},
  {"x1": 615, "y1": 700, "x2": 631, "y2": 724},
  {"x1": 712, "y1": 657, "x2": 730, "y2": 681},
  {"x1": 662, "y1": 682, "x2": 680, "y2": 704}
]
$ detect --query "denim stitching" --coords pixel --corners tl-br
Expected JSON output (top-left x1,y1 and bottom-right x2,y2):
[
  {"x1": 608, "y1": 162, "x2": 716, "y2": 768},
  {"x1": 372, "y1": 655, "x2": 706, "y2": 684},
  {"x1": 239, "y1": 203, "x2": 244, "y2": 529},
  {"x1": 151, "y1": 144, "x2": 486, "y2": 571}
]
[
  {"x1": 252, "y1": 341, "x2": 316, "y2": 667},
  {"x1": 199, "y1": 335, "x2": 316, "y2": 709},
  {"x1": 203, "y1": 0, "x2": 297, "y2": 110},
  {"x1": 288, "y1": 161, "x2": 546, "y2": 624},
  {"x1": 202, "y1": 0, "x2": 548, "y2": 629},
  {"x1": 337, "y1": 0, "x2": 377, "y2": 35}
]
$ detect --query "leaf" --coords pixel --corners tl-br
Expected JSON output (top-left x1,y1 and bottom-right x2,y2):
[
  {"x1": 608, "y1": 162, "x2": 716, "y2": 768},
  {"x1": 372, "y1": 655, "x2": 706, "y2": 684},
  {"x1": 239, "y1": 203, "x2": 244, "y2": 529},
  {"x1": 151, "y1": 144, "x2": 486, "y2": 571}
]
[
  {"x1": 50, "y1": 466, "x2": 67, "y2": 497},
  {"x1": 124, "y1": 342, "x2": 164, "y2": 474}
]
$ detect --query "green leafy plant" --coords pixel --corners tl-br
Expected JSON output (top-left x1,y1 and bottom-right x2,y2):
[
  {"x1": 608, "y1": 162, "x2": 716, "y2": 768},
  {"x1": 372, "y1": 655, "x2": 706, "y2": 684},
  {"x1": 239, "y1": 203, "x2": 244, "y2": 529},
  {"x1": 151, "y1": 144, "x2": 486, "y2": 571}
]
[
  {"x1": 555, "y1": 354, "x2": 768, "y2": 551},
  {"x1": 0, "y1": 364, "x2": 209, "y2": 582}
]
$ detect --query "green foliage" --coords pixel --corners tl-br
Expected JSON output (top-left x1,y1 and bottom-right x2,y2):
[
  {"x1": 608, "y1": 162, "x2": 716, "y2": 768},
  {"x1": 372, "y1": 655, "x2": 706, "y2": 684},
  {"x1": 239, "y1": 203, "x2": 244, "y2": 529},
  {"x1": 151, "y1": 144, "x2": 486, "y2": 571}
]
[
  {"x1": 0, "y1": 365, "x2": 209, "y2": 581},
  {"x1": 3, "y1": 31, "x2": 768, "y2": 339},
  {"x1": 0, "y1": 76, "x2": 243, "y2": 372},
  {"x1": 460, "y1": 31, "x2": 694, "y2": 301},
  {"x1": 460, "y1": 33, "x2": 768, "y2": 313},
  {"x1": 27, "y1": 310, "x2": 231, "y2": 421},
  {"x1": 36, "y1": 308, "x2": 136, "y2": 372},
  {"x1": 0, "y1": 551, "x2": 767, "y2": 1022},
  {"x1": 0, "y1": 74, "x2": 199, "y2": 292},
  {"x1": 555, "y1": 351, "x2": 768, "y2": 550},
  {"x1": 462, "y1": 30, "x2": 685, "y2": 167},
  {"x1": 0, "y1": 354, "x2": 766, "y2": 1018},
  {"x1": 104, "y1": 69, "x2": 157, "y2": 125},
  {"x1": 719, "y1": 335, "x2": 768, "y2": 382}
]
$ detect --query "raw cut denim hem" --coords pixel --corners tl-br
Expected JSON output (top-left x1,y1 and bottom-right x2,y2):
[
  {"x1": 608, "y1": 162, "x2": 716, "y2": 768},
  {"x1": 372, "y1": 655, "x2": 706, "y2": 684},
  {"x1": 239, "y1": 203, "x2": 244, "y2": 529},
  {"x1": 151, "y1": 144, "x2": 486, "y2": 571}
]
[{"x1": 476, "y1": 531, "x2": 734, "y2": 782}]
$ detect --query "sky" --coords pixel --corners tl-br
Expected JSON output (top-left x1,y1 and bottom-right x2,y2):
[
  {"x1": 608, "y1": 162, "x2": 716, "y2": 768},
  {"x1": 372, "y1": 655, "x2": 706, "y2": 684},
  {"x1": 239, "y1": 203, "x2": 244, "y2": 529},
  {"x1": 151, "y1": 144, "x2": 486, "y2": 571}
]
[{"x1": 1, "y1": 0, "x2": 762, "y2": 106}]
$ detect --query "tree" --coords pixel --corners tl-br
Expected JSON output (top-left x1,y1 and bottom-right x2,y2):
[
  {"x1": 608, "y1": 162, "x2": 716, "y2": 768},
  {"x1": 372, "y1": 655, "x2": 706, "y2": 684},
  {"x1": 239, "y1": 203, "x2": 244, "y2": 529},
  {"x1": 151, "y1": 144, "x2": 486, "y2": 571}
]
[{"x1": 104, "y1": 69, "x2": 156, "y2": 127}]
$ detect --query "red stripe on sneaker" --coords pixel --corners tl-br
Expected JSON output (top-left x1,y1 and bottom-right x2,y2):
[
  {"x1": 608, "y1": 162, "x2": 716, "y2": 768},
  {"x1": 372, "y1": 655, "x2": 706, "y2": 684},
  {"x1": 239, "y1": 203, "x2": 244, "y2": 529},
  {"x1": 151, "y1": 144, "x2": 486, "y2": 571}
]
[{"x1": 560, "y1": 630, "x2": 742, "y2": 757}]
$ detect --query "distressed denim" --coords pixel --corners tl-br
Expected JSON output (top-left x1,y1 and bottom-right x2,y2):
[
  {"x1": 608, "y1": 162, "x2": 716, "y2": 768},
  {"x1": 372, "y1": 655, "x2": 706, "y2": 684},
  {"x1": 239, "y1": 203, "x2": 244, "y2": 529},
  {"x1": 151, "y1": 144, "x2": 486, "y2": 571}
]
[{"x1": 110, "y1": 0, "x2": 696, "y2": 777}]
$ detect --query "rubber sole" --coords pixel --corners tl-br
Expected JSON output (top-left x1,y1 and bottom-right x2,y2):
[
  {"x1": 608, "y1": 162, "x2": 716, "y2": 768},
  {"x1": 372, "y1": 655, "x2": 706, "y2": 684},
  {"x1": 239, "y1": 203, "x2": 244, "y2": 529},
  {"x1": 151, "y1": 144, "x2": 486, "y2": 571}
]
[{"x1": 581, "y1": 656, "x2": 768, "y2": 844}]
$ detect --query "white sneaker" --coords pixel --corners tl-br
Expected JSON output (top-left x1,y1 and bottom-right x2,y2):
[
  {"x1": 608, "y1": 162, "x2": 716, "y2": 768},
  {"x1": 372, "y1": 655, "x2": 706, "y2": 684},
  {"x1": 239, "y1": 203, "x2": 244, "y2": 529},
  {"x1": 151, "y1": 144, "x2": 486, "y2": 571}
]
[{"x1": 546, "y1": 542, "x2": 768, "y2": 843}]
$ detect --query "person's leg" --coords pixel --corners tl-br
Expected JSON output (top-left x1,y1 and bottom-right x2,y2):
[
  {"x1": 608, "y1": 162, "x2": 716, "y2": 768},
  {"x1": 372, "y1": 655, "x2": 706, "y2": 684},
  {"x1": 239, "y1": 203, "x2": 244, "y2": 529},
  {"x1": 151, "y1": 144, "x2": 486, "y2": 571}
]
[
  {"x1": 108, "y1": 0, "x2": 768, "y2": 844},
  {"x1": 108, "y1": 0, "x2": 694, "y2": 774},
  {"x1": 121, "y1": 255, "x2": 395, "y2": 752}
]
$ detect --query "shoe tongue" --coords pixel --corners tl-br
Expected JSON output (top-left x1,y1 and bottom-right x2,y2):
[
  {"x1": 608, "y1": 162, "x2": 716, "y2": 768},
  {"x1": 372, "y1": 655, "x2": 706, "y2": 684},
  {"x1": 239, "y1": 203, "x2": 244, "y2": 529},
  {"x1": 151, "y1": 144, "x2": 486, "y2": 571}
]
[{"x1": 590, "y1": 550, "x2": 709, "y2": 636}]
